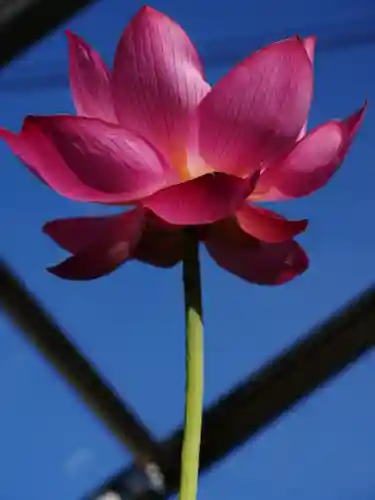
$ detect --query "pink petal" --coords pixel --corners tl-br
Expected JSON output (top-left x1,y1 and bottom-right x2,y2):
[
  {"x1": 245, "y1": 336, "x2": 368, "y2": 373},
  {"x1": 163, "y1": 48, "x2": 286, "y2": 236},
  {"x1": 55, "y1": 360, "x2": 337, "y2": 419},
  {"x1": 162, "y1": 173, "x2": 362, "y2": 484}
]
[
  {"x1": 134, "y1": 212, "x2": 185, "y2": 267},
  {"x1": 44, "y1": 209, "x2": 144, "y2": 280},
  {"x1": 43, "y1": 212, "x2": 135, "y2": 254},
  {"x1": 235, "y1": 204, "x2": 308, "y2": 243},
  {"x1": 204, "y1": 218, "x2": 308, "y2": 285},
  {"x1": 0, "y1": 125, "x2": 48, "y2": 185},
  {"x1": 297, "y1": 36, "x2": 316, "y2": 140},
  {"x1": 302, "y1": 36, "x2": 316, "y2": 66},
  {"x1": 66, "y1": 31, "x2": 117, "y2": 123},
  {"x1": 44, "y1": 209, "x2": 184, "y2": 270},
  {"x1": 112, "y1": 6, "x2": 210, "y2": 177},
  {"x1": 197, "y1": 36, "x2": 313, "y2": 177},
  {"x1": 143, "y1": 171, "x2": 259, "y2": 225},
  {"x1": 0, "y1": 115, "x2": 177, "y2": 203},
  {"x1": 253, "y1": 103, "x2": 367, "y2": 201}
]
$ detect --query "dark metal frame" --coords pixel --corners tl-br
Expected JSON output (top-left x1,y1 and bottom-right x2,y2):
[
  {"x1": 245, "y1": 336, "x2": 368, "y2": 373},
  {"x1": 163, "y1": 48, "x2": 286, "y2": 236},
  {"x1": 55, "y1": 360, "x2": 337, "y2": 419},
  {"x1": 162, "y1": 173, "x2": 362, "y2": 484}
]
[
  {"x1": 0, "y1": 0, "x2": 99, "y2": 68},
  {"x1": 0, "y1": 1, "x2": 374, "y2": 498},
  {"x1": 0, "y1": 261, "x2": 161, "y2": 467},
  {"x1": 1, "y1": 261, "x2": 375, "y2": 499}
]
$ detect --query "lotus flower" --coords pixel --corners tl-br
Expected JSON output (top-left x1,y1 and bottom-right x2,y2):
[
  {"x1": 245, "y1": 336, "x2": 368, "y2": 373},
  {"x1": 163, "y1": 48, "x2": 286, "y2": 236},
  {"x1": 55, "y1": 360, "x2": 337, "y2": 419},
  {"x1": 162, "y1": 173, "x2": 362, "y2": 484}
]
[{"x1": 0, "y1": 6, "x2": 366, "y2": 284}]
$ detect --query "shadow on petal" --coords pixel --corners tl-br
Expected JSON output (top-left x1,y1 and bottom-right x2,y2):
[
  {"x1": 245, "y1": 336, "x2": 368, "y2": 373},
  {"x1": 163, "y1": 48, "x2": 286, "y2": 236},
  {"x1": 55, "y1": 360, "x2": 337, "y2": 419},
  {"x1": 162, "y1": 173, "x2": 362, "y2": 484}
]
[
  {"x1": 0, "y1": 115, "x2": 177, "y2": 204},
  {"x1": 44, "y1": 209, "x2": 144, "y2": 280},
  {"x1": 204, "y1": 217, "x2": 308, "y2": 285},
  {"x1": 143, "y1": 171, "x2": 259, "y2": 225},
  {"x1": 134, "y1": 212, "x2": 186, "y2": 267}
]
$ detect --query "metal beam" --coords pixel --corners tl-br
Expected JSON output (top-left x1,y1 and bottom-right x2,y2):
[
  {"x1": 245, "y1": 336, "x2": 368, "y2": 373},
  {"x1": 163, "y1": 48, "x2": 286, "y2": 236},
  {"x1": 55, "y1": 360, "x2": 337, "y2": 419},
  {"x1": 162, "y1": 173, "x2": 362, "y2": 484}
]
[
  {"x1": 0, "y1": 0, "x2": 99, "y2": 68},
  {"x1": 0, "y1": 260, "x2": 161, "y2": 468},
  {"x1": 87, "y1": 283, "x2": 375, "y2": 499},
  {"x1": 1, "y1": 1, "x2": 373, "y2": 498}
]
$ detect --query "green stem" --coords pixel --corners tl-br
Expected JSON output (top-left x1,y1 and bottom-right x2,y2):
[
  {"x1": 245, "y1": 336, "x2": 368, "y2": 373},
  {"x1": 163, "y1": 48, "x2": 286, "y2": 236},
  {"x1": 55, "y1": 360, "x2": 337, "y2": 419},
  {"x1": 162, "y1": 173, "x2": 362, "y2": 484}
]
[{"x1": 179, "y1": 228, "x2": 204, "y2": 500}]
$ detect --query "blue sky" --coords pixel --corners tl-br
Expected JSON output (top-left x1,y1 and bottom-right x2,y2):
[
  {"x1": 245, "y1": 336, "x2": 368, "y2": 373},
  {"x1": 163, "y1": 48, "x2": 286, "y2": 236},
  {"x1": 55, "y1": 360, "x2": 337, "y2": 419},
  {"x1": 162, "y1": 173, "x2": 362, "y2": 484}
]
[{"x1": 0, "y1": 0, "x2": 375, "y2": 498}]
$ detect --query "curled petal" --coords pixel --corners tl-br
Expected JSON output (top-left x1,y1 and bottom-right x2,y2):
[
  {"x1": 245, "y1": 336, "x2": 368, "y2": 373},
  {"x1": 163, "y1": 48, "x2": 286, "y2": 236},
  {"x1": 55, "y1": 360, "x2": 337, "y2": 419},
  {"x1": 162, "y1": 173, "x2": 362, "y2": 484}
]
[
  {"x1": 235, "y1": 204, "x2": 308, "y2": 243},
  {"x1": 253, "y1": 103, "x2": 367, "y2": 201},
  {"x1": 66, "y1": 31, "x2": 117, "y2": 123},
  {"x1": 204, "y1": 218, "x2": 308, "y2": 285},
  {"x1": 44, "y1": 209, "x2": 144, "y2": 280},
  {"x1": 143, "y1": 171, "x2": 259, "y2": 225},
  {"x1": 302, "y1": 35, "x2": 316, "y2": 65},
  {"x1": 0, "y1": 116, "x2": 177, "y2": 203},
  {"x1": 112, "y1": 6, "x2": 210, "y2": 178},
  {"x1": 198, "y1": 36, "x2": 313, "y2": 177},
  {"x1": 134, "y1": 212, "x2": 185, "y2": 267},
  {"x1": 297, "y1": 35, "x2": 316, "y2": 140}
]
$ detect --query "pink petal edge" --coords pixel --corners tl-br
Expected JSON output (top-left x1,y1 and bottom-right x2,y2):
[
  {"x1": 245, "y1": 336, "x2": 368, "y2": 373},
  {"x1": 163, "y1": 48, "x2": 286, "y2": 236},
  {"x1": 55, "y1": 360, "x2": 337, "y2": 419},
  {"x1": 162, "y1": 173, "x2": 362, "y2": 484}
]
[
  {"x1": 204, "y1": 218, "x2": 309, "y2": 285},
  {"x1": 45, "y1": 209, "x2": 144, "y2": 280},
  {"x1": 252, "y1": 102, "x2": 367, "y2": 201},
  {"x1": 197, "y1": 36, "x2": 313, "y2": 177},
  {"x1": 0, "y1": 115, "x2": 178, "y2": 204},
  {"x1": 66, "y1": 30, "x2": 117, "y2": 123},
  {"x1": 297, "y1": 35, "x2": 316, "y2": 140},
  {"x1": 112, "y1": 6, "x2": 211, "y2": 177},
  {"x1": 44, "y1": 209, "x2": 185, "y2": 271},
  {"x1": 143, "y1": 171, "x2": 260, "y2": 225},
  {"x1": 235, "y1": 204, "x2": 308, "y2": 243}
]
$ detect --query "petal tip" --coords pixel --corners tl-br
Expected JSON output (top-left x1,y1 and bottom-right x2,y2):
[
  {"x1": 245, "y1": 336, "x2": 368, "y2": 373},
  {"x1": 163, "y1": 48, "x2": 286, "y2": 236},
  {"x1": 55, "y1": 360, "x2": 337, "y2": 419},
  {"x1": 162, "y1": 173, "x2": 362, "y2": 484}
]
[
  {"x1": 133, "y1": 5, "x2": 164, "y2": 22},
  {"x1": 140, "y1": 5, "x2": 155, "y2": 12},
  {"x1": 0, "y1": 126, "x2": 16, "y2": 141},
  {"x1": 138, "y1": 5, "x2": 162, "y2": 16},
  {"x1": 23, "y1": 114, "x2": 38, "y2": 126},
  {"x1": 46, "y1": 263, "x2": 73, "y2": 280},
  {"x1": 235, "y1": 205, "x2": 309, "y2": 243},
  {"x1": 359, "y1": 99, "x2": 369, "y2": 116},
  {"x1": 65, "y1": 29, "x2": 87, "y2": 44},
  {"x1": 356, "y1": 100, "x2": 368, "y2": 117},
  {"x1": 46, "y1": 264, "x2": 96, "y2": 281},
  {"x1": 295, "y1": 218, "x2": 309, "y2": 235},
  {"x1": 277, "y1": 242, "x2": 309, "y2": 285},
  {"x1": 302, "y1": 35, "x2": 317, "y2": 46},
  {"x1": 46, "y1": 260, "x2": 110, "y2": 281},
  {"x1": 342, "y1": 100, "x2": 368, "y2": 138},
  {"x1": 65, "y1": 30, "x2": 82, "y2": 46},
  {"x1": 302, "y1": 35, "x2": 316, "y2": 60},
  {"x1": 42, "y1": 220, "x2": 56, "y2": 238}
]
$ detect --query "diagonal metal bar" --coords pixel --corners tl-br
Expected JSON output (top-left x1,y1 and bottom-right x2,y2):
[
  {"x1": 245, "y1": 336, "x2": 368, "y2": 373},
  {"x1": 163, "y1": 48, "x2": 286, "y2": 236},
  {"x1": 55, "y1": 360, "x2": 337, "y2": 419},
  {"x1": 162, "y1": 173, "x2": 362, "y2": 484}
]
[
  {"x1": 1, "y1": 2, "x2": 372, "y2": 499},
  {"x1": 0, "y1": 0, "x2": 99, "y2": 68},
  {"x1": 87, "y1": 283, "x2": 375, "y2": 499},
  {"x1": 0, "y1": 260, "x2": 162, "y2": 468}
]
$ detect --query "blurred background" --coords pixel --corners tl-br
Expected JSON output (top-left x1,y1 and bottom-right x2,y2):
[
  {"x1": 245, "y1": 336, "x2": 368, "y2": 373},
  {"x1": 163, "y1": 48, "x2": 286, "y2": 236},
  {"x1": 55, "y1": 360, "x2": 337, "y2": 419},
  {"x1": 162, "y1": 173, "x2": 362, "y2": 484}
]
[{"x1": 0, "y1": 0, "x2": 375, "y2": 499}]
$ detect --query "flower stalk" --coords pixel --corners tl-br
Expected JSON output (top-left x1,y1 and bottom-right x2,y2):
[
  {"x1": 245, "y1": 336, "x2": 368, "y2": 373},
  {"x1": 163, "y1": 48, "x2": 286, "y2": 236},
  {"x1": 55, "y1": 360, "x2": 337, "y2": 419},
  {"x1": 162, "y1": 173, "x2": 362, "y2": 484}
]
[{"x1": 179, "y1": 228, "x2": 204, "y2": 500}]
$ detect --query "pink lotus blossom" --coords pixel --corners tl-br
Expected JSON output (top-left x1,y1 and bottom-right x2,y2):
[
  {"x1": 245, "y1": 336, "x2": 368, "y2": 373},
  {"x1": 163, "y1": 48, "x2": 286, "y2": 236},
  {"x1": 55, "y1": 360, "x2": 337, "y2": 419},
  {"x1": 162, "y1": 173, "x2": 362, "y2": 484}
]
[{"x1": 0, "y1": 6, "x2": 366, "y2": 284}]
